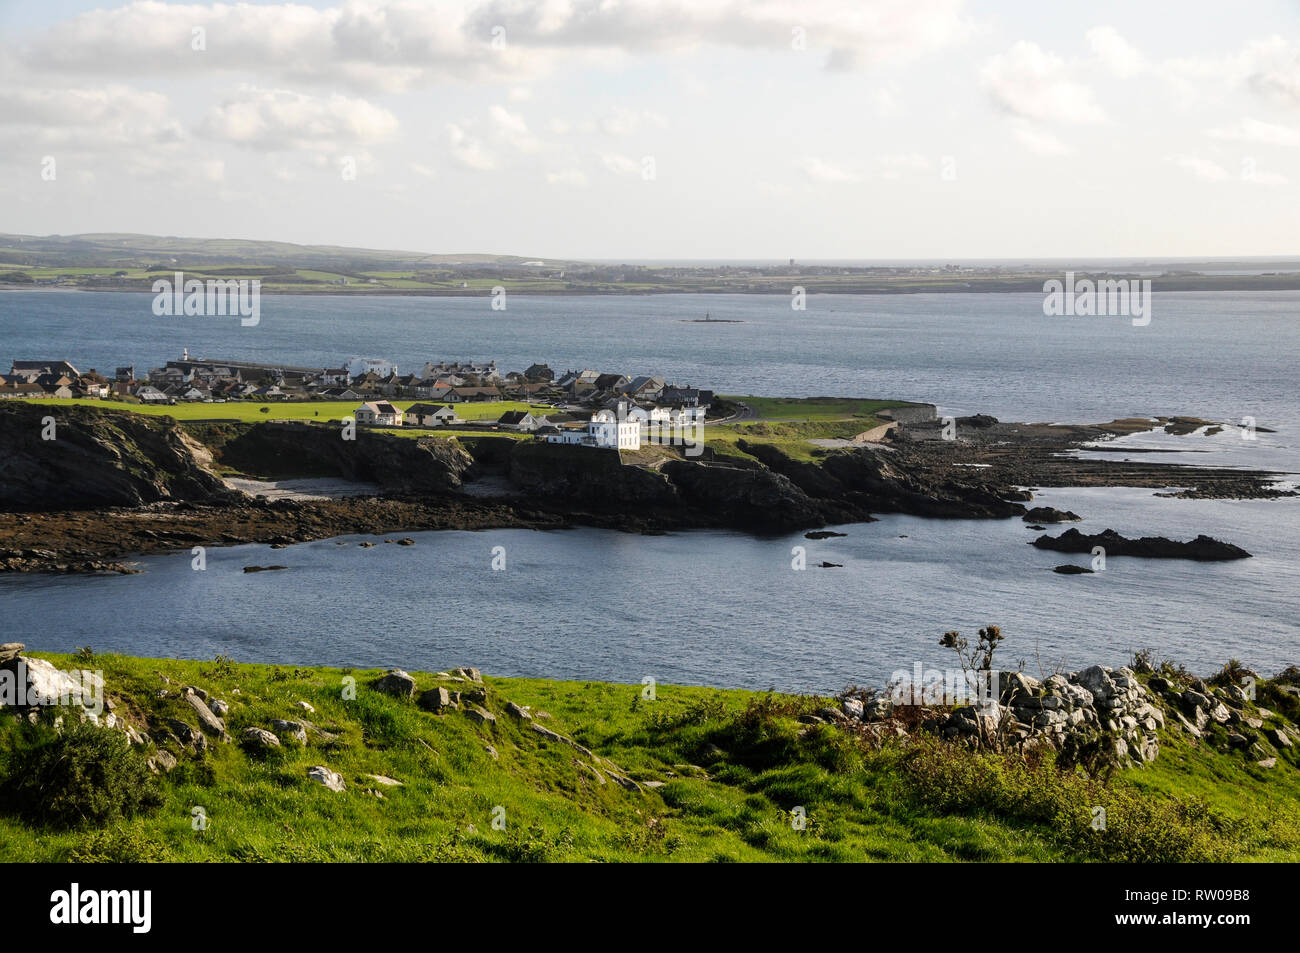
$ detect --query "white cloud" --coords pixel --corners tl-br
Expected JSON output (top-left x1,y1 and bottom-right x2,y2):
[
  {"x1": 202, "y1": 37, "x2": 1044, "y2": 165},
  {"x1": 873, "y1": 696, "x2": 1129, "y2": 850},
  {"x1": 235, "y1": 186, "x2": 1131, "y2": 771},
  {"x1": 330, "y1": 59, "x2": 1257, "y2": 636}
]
[
  {"x1": 981, "y1": 41, "x2": 1107, "y2": 123},
  {"x1": 447, "y1": 123, "x2": 496, "y2": 170},
  {"x1": 871, "y1": 82, "x2": 902, "y2": 118},
  {"x1": 1244, "y1": 168, "x2": 1289, "y2": 186},
  {"x1": 600, "y1": 152, "x2": 641, "y2": 176},
  {"x1": 1011, "y1": 124, "x2": 1070, "y2": 155},
  {"x1": 1169, "y1": 154, "x2": 1230, "y2": 181},
  {"x1": 545, "y1": 168, "x2": 587, "y2": 186},
  {"x1": 796, "y1": 156, "x2": 862, "y2": 183},
  {"x1": 488, "y1": 104, "x2": 543, "y2": 152},
  {"x1": 0, "y1": 83, "x2": 183, "y2": 149},
  {"x1": 1206, "y1": 117, "x2": 1300, "y2": 147},
  {"x1": 1160, "y1": 37, "x2": 1294, "y2": 106},
  {"x1": 597, "y1": 107, "x2": 668, "y2": 137},
  {"x1": 200, "y1": 87, "x2": 399, "y2": 151},
  {"x1": 1237, "y1": 43, "x2": 1300, "y2": 105},
  {"x1": 1086, "y1": 26, "x2": 1147, "y2": 78},
  {"x1": 16, "y1": 0, "x2": 974, "y2": 93}
]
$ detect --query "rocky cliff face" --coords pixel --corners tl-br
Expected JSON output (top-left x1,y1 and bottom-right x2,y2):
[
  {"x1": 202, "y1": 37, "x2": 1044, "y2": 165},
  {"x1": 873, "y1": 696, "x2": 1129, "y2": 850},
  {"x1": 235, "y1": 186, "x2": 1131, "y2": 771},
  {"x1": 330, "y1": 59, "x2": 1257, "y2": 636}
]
[
  {"x1": 495, "y1": 439, "x2": 1027, "y2": 531},
  {"x1": 209, "y1": 422, "x2": 475, "y2": 494},
  {"x1": 0, "y1": 403, "x2": 232, "y2": 511},
  {"x1": 737, "y1": 439, "x2": 1026, "y2": 520},
  {"x1": 506, "y1": 442, "x2": 678, "y2": 506}
]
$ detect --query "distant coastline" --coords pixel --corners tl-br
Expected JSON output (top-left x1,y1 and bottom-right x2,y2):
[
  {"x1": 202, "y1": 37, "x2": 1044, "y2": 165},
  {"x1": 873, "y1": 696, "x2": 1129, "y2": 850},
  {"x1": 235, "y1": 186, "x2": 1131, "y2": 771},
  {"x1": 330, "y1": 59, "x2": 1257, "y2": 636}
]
[{"x1": 8, "y1": 274, "x2": 1300, "y2": 297}]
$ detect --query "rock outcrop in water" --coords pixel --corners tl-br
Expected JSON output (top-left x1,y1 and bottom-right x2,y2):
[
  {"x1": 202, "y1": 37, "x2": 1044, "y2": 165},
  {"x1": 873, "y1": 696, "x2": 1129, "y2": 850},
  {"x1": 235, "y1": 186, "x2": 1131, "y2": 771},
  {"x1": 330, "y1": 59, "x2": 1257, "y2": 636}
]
[
  {"x1": 1023, "y1": 506, "x2": 1082, "y2": 523},
  {"x1": 1032, "y1": 528, "x2": 1252, "y2": 560}
]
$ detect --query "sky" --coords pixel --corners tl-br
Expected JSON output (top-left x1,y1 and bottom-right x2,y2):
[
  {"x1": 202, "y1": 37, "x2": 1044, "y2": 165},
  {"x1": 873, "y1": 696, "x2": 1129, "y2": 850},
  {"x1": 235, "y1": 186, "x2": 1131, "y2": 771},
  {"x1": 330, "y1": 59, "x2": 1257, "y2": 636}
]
[{"x1": 3, "y1": 0, "x2": 1300, "y2": 259}]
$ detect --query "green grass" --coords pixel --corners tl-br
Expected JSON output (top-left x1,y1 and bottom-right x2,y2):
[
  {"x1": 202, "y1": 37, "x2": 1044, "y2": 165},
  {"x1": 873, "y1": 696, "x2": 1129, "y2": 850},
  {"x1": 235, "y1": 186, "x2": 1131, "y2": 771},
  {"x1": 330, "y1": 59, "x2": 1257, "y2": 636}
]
[
  {"x1": 706, "y1": 396, "x2": 919, "y2": 462},
  {"x1": 19, "y1": 397, "x2": 552, "y2": 425},
  {"x1": 2, "y1": 652, "x2": 1296, "y2": 863},
  {"x1": 708, "y1": 420, "x2": 879, "y2": 462}
]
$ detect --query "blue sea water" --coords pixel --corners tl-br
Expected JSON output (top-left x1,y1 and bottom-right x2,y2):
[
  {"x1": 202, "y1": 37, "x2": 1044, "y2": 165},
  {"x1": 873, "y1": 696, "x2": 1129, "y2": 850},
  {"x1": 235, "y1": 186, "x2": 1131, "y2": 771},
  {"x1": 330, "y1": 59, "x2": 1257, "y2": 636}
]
[{"x1": 0, "y1": 290, "x2": 1296, "y2": 689}]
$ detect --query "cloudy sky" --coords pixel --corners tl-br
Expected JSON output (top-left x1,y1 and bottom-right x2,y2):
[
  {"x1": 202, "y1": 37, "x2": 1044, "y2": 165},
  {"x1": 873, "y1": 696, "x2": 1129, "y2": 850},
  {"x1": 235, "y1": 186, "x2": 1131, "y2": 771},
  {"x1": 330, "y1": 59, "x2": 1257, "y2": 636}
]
[{"x1": 3, "y1": 0, "x2": 1299, "y2": 258}]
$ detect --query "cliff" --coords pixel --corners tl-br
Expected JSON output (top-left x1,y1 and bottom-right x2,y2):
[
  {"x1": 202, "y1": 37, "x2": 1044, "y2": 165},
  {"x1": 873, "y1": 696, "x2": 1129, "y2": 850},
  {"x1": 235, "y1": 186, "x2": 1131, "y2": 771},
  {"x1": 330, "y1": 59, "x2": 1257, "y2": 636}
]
[
  {"x1": 0, "y1": 402, "x2": 233, "y2": 511},
  {"x1": 195, "y1": 421, "x2": 474, "y2": 494}
]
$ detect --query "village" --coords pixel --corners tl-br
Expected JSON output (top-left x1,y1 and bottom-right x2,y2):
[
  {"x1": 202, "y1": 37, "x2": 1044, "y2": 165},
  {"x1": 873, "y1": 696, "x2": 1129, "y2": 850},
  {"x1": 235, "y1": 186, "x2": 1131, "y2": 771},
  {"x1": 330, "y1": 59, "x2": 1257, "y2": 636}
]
[{"x1": 0, "y1": 352, "x2": 716, "y2": 452}]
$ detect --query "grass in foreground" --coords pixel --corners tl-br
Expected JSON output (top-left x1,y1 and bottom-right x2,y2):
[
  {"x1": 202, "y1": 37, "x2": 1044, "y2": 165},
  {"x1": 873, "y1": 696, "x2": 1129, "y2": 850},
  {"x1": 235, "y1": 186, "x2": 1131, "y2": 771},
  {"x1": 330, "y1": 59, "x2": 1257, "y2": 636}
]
[{"x1": 1, "y1": 653, "x2": 1297, "y2": 863}]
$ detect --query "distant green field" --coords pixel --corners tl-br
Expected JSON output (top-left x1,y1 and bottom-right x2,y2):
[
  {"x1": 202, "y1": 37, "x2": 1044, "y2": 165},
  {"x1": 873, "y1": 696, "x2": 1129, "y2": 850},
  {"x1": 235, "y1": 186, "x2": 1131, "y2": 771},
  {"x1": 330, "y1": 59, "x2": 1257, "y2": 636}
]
[{"x1": 19, "y1": 397, "x2": 551, "y2": 424}]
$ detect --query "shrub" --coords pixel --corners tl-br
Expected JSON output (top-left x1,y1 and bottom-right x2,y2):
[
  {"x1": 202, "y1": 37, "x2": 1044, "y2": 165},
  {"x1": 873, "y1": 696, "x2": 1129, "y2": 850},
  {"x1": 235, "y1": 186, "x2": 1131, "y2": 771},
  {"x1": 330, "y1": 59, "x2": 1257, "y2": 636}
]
[
  {"x1": 2, "y1": 721, "x2": 161, "y2": 828},
  {"x1": 68, "y1": 826, "x2": 173, "y2": 863},
  {"x1": 899, "y1": 737, "x2": 1233, "y2": 862}
]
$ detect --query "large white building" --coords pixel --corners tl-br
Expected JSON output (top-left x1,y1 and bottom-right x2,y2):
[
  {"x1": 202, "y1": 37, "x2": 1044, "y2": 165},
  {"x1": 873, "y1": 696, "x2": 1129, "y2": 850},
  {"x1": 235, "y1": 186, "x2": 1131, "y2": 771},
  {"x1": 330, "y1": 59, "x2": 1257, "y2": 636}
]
[
  {"x1": 545, "y1": 409, "x2": 641, "y2": 450},
  {"x1": 347, "y1": 357, "x2": 398, "y2": 379}
]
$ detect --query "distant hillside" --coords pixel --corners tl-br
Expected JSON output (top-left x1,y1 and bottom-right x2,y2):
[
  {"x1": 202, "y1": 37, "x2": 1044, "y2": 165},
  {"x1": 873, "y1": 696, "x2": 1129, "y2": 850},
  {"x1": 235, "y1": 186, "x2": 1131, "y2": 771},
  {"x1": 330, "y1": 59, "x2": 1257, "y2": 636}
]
[{"x1": 0, "y1": 232, "x2": 575, "y2": 272}]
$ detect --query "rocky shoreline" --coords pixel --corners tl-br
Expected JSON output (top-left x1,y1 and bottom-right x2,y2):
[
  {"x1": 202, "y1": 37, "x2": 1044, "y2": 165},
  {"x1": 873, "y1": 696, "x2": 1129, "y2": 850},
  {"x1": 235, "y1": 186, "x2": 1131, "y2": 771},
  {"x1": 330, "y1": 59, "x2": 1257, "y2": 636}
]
[{"x1": 0, "y1": 402, "x2": 1289, "y2": 574}]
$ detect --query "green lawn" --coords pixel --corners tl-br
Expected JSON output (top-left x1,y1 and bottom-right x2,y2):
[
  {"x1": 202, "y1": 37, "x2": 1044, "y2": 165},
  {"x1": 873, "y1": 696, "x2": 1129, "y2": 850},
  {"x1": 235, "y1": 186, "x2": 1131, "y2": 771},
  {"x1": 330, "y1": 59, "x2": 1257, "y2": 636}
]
[
  {"x1": 1, "y1": 652, "x2": 1295, "y2": 863},
  {"x1": 705, "y1": 396, "x2": 921, "y2": 462}
]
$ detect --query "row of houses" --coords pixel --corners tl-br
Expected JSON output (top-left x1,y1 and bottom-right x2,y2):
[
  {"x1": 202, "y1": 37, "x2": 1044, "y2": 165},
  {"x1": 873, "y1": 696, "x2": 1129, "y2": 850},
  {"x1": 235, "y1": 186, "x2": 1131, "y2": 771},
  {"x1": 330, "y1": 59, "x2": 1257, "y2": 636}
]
[
  {"x1": 0, "y1": 360, "x2": 111, "y2": 400},
  {"x1": 350, "y1": 397, "x2": 706, "y2": 452},
  {"x1": 5, "y1": 356, "x2": 716, "y2": 451},
  {"x1": 139, "y1": 354, "x2": 530, "y2": 404}
]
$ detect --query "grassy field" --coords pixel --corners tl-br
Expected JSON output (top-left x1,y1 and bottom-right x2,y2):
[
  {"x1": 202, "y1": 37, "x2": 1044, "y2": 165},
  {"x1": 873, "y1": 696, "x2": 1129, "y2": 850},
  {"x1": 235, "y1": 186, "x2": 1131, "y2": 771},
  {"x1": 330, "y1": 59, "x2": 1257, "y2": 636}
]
[
  {"x1": 20, "y1": 397, "x2": 551, "y2": 425},
  {"x1": 1, "y1": 652, "x2": 1296, "y2": 863},
  {"x1": 706, "y1": 396, "x2": 917, "y2": 462}
]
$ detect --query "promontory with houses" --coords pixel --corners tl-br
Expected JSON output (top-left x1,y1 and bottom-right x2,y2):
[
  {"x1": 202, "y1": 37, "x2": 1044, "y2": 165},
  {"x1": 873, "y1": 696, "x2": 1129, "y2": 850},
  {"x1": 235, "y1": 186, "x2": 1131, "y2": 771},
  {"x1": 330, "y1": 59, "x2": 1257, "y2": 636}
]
[{"x1": 1, "y1": 351, "x2": 715, "y2": 452}]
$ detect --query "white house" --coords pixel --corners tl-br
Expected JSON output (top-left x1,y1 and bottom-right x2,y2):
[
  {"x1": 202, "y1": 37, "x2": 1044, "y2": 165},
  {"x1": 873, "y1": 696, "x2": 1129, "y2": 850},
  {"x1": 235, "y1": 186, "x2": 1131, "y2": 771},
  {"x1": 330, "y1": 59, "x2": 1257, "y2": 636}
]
[
  {"x1": 668, "y1": 405, "x2": 707, "y2": 427},
  {"x1": 354, "y1": 401, "x2": 403, "y2": 426},
  {"x1": 405, "y1": 403, "x2": 458, "y2": 427},
  {"x1": 135, "y1": 385, "x2": 170, "y2": 403},
  {"x1": 497, "y1": 410, "x2": 548, "y2": 432},
  {"x1": 626, "y1": 403, "x2": 672, "y2": 433},
  {"x1": 346, "y1": 357, "x2": 398, "y2": 379},
  {"x1": 544, "y1": 409, "x2": 640, "y2": 450}
]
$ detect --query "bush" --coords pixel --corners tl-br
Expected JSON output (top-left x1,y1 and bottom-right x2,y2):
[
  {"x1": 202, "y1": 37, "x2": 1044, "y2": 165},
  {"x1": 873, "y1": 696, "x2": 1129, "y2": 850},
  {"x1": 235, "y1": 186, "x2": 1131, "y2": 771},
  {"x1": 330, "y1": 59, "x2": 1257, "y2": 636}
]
[
  {"x1": 899, "y1": 737, "x2": 1233, "y2": 862},
  {"x1": 2, "y1": 721, "x2": 161, "y2": 828},
  {"x1": 68, "y1": 826, "x2": 173, "y2": 863}
]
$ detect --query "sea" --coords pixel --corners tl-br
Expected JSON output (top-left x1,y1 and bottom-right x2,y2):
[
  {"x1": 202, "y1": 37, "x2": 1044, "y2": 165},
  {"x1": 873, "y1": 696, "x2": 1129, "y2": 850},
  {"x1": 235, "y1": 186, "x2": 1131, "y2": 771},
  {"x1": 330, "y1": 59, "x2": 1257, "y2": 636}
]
[{"x1": 0, "y1": 289, "x2": 1297, "y2": 691}]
